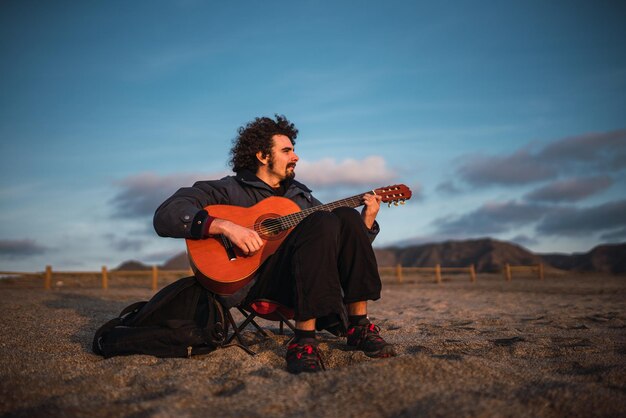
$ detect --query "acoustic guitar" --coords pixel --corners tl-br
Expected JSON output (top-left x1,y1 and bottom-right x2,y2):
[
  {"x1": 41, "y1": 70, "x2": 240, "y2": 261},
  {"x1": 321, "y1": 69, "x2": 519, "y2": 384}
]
[{"x1": 186, "y1": 184, "x2": 412, "y2": 294}]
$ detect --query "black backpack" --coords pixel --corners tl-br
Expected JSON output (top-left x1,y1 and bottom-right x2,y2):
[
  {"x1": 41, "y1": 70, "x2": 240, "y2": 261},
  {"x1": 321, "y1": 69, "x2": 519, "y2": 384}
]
[{"x1": 92, "y1": 276, "x2": 227, "y2": 358}]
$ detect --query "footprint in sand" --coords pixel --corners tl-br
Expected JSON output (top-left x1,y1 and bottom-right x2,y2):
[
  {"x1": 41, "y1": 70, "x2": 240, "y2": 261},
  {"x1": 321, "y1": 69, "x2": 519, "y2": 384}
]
[
  {"x1": 431, "y1": 353, "x2": 463, "y2": 361},
  {"x1": 492, "y1": 336, "x2": 525, "y2": 346},
  {"x1": 213, "y1": 379, "x2": 246, "y2": 397}
]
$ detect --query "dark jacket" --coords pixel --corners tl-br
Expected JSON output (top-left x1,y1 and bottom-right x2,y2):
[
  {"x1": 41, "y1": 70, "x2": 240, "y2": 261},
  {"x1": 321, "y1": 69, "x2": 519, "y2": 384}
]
[{"x1": 153, "y1": 170, "x2": 379, "y2": 241}]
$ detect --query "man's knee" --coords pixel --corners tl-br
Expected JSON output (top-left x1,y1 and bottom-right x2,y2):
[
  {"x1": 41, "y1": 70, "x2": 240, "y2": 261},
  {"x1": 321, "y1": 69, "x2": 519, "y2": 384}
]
[
  {"x1": 302, "y1": 211, "x2": 341, "y2": 238},
  {"x1": 331, "y1": 207, "x2": 363, "y2": 229}
]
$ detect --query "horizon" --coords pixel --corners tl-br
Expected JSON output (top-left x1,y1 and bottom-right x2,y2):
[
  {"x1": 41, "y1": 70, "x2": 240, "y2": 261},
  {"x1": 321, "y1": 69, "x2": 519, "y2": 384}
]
[
  {"x1": 1, "y1": 1, "x2": 625, "y2": 271},
  {"x1": 115, "y1": 236, "x2": 623, "y2": 272}
]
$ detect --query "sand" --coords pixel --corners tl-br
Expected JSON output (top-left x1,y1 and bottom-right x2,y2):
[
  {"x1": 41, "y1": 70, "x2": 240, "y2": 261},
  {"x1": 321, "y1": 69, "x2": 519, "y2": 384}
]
[{"x1": 0, "y1": 273, "x2": 625, "y2": 417}]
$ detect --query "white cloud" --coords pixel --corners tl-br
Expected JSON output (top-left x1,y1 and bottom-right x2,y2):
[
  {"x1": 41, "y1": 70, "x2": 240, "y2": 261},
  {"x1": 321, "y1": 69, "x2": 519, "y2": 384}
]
[{"x1": 296, "y1": 156, "x2": 397, "y2": 188}]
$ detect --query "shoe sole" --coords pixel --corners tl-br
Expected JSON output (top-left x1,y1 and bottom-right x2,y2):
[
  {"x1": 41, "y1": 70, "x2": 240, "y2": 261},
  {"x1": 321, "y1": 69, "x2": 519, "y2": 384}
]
[
  {"x1": 349, "y1": 344, "x2": 396, "y2": 358},
  {"x1": 367, "y1": 345, "x2": 396, "y2": 358},
  {"x1": 287, "y1": 364, "x2": 323, "y2": 374}
]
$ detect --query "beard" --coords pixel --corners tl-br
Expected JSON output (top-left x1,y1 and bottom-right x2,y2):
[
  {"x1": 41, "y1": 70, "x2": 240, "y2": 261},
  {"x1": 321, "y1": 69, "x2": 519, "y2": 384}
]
[
  {"x1": 268, "y1": 155, "x2": 296, "y2": 180},
  {"x1": 285, "y1": 164, "x2": 296, "y2": 180}
]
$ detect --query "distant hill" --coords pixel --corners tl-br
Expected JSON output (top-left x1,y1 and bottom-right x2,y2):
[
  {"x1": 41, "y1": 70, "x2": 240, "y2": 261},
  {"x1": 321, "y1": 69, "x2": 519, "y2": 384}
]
[
  {"x1": 114, "y1": 260, "x2": 151, "y2": 271},
  {"x1": 373, "y1": 248, "x2": 397, "y2": 267},
  {"x1": 541, "y1": 243, "x2": 626, "y2": 274},
  {"x1": 374, "y1": 238, "x2": 543, "y2": 272},
  {"x1": 114, "y1": 254, "x2": 189, "y2": 271},
  {"x1": 161, "y1": 252, "x2": 190, "y2": 270},
  {"x1": 117, "y1": 239, "x2": 626, "y2": 274},
  {"x1": 374, "y1": 239, "x2": 626, "y2": 274}
]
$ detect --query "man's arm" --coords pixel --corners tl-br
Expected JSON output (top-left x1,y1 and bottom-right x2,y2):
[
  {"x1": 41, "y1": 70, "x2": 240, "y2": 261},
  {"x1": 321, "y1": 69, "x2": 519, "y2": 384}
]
[
  {"x1": 153, "y1": 185, "x2": 217, "y2": 239},
  {"x1": 153, "y1": 180, "x2": 264, "y2": 255},
  {"x1": 361, "y1": 193, "x2": 382, "y2": 243}
]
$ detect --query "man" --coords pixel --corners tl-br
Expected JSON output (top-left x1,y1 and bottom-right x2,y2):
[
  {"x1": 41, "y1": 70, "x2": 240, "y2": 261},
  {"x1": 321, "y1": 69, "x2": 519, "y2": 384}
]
[{"x1": 153, "y1": 115, "x2": 395, "y2": 373}]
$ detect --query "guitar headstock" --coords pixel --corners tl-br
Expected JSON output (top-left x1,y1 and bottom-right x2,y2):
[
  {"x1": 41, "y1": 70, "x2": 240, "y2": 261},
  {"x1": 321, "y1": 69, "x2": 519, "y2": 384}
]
[{"x1": 373, "y1": 184, "x2": 412, "y2": 207}]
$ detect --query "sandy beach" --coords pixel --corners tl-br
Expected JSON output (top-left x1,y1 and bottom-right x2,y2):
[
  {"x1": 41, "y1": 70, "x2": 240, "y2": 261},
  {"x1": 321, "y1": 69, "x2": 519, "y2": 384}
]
[{"x1": 1, "y1": 273, "x2": 625, "y2": 417}]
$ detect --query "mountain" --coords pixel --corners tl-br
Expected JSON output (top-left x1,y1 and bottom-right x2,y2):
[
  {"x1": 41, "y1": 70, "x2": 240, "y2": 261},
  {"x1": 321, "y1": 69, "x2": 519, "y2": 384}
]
[
  {"x1": 541, "y1": 243, "x2": 626, "y2": 274},
  {"x1": 375, "y1": 239, "x2": 626, "y2": 274},
  {"x1": 373, "y1": 248, "x2": 397, "y2": 267},
  {"x1": 374, "y1": 238, "x2": 543, "y2": 272},
  {"x1": 114, "y1": 255, "x2": 189, "y2": 271},
  {"x1": 161, "y1": 252, "x2": 190, "y2": 270},
  {"x1": 114, "y1": 260, "x2": 151, "y2": 271}
]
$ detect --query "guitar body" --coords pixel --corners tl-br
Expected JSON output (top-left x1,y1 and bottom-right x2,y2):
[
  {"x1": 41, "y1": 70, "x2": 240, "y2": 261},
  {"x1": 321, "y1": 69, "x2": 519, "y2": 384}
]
[{"x1": 186, "y1": 196, "x2": 301, "y2": 294}]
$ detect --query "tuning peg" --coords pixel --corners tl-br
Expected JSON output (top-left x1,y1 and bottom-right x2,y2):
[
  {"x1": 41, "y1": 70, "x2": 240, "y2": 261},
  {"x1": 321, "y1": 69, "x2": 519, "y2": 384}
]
[
  {"x1": 400, "y1": 200, "x2": 405, "y2": 205},
  {"x1": 394, "y1": 202, "x2": 399, "y2": 206},
  {"x1": 388, "y1": 202, "x2": 392, "y2": 208}
]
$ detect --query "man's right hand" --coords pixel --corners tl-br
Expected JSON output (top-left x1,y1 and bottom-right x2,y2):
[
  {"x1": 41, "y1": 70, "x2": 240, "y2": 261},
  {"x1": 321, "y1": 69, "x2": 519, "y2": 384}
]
[{"x1": 209, "y1": 218, "x2": 264, "y2": 256}]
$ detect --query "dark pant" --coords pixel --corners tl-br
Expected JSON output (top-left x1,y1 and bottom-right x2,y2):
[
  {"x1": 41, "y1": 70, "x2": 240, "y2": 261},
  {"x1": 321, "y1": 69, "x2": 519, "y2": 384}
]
[{"x1": 245, "y1": 207, "x2": 382, "y2": 321}]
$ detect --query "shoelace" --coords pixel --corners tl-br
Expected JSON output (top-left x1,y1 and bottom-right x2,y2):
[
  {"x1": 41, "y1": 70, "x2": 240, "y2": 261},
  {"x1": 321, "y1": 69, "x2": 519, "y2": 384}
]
[
  {"x1": 287, "y1": 341, "x2": 326, "y2": 371},
  {"x1": 348, "y1": 323, "x2": 384, "y2": 344}
]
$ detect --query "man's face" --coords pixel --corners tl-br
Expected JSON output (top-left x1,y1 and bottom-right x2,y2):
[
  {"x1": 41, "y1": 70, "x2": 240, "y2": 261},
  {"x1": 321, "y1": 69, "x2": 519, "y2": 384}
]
[{"x1": 267, "y1": 134, "x2": 299, "y2": 181}]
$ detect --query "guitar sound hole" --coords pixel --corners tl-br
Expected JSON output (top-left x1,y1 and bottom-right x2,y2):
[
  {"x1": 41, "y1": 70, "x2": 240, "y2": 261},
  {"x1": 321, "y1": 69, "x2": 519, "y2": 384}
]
[{"x1": 259, "y1": 218, "x2": 281, "y2": 238}]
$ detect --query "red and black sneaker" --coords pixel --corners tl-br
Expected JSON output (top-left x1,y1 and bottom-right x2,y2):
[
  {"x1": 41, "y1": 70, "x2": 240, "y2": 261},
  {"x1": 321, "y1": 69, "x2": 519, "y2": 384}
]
[
  {"x1": 346, "y1": 321, "x2": 396, "y2": 358},
  {"x1": 286, "y1": 339, "x2": 326, "y2": 374}
]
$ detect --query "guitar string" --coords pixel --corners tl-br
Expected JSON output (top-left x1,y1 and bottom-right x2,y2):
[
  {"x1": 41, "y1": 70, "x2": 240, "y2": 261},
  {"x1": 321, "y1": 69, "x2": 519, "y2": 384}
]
[
  {"x1": 245, "y1": 192, "x2": 408, "y2": 234},
  {"x1": 231, "y1": 188, "x2": 408, "y2": 235},
  {"x1": 247, "y1": 195, "x2": 363, "y2": 234}
]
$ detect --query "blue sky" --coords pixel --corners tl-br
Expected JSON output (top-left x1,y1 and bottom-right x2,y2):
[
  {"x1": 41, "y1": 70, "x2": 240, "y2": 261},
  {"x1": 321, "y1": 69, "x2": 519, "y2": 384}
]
[{"x1": 1, "y1": 0, "x2": 625, "y2": 271}]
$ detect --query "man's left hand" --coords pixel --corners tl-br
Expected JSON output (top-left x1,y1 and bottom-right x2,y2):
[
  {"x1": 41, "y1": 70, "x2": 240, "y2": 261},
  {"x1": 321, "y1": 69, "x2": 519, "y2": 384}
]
[{"x1": 361, "y1": 193, "x2": 382, "y2": 229}]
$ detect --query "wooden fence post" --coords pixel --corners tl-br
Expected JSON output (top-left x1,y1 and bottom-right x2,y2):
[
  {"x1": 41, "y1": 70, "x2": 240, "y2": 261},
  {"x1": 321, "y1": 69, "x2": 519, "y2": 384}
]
[
  {"x1": 45, "y1": 265, "x2": 52, "y2": 290},
  {"x1": 435, "y1": 264, "x2": 442, "y2": 284},
  {"x1": 395, "y1": 264, "x2": 403, "y2": 283},
  {"x1": 469, "y1": 264, "x2": 476, "y2": 283},
  {"x1": 152, "y1": 265, "x2": 158, "y2": 291},
  {"x1": 101, "y1": 266, "x2": 108, "y2": 290},
  {"x1": 505, "y1": 263, "x2": 512, "y2": 281}
]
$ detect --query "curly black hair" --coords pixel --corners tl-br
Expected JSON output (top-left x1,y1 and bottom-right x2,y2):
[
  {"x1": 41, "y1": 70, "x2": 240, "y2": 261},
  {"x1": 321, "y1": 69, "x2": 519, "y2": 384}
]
[{"x1": 229, "y1": 114, "x2": 299, "y2": 173}]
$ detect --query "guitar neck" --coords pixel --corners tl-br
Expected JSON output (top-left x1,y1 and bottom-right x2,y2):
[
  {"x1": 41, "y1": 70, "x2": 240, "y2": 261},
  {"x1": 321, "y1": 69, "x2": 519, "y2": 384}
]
[
  {"x1": 277, "y1": 193, "x2": 367, "y2": 230},
  {"x1": 253, "y1": 184, "x2": 411, "y2": 234}
]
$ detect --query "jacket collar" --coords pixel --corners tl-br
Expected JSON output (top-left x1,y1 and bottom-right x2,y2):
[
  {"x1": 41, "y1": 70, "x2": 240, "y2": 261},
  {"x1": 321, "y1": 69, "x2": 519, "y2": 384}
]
[{"x1": 234, "y1": 169, "x2": 312, "y2": 194}]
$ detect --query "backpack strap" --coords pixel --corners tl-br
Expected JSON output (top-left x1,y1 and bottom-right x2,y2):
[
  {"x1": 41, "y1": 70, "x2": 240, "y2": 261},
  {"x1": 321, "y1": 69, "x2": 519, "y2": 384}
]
[
  {"x1": 205, "y1": 292, "x2": 226, "y2": 345},
  {"x1": 207, "y1": 295, "x2": 258, "y2": 355},
  {"x1": 119, "y1": 301, "x2": 148, "y2": 319},
  {"x1": 92, "y1": 301, "x2": 148, "y2": 355},
  {"x1": 92, "y1": 317, "x2": 122, "y2": 355}
]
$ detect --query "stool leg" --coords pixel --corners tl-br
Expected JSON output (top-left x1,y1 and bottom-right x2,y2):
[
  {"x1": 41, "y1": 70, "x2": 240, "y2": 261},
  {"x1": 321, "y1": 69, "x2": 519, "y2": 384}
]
[
  {"x1": 237, "y1": 307, "x2": 269, "y2": 337},
  {"x1": 223, "y1": 309, "x2": 257, "y2": 356},
  {"x1": 225, "y1": 309, "x2": 246, "y2": 345},
  {"x1": 275, "y1": 311, "x2": 296, "y2": 332}
]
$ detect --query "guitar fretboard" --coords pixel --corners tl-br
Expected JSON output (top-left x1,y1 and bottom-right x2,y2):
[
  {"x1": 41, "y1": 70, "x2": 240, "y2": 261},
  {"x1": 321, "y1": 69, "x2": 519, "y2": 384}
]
[
  {"x1": 279, "y1": 194, "x2": 365, "y2": 229},
  {"x1": 253, "y1": 193, "x2": 367, "y2": 234}
]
